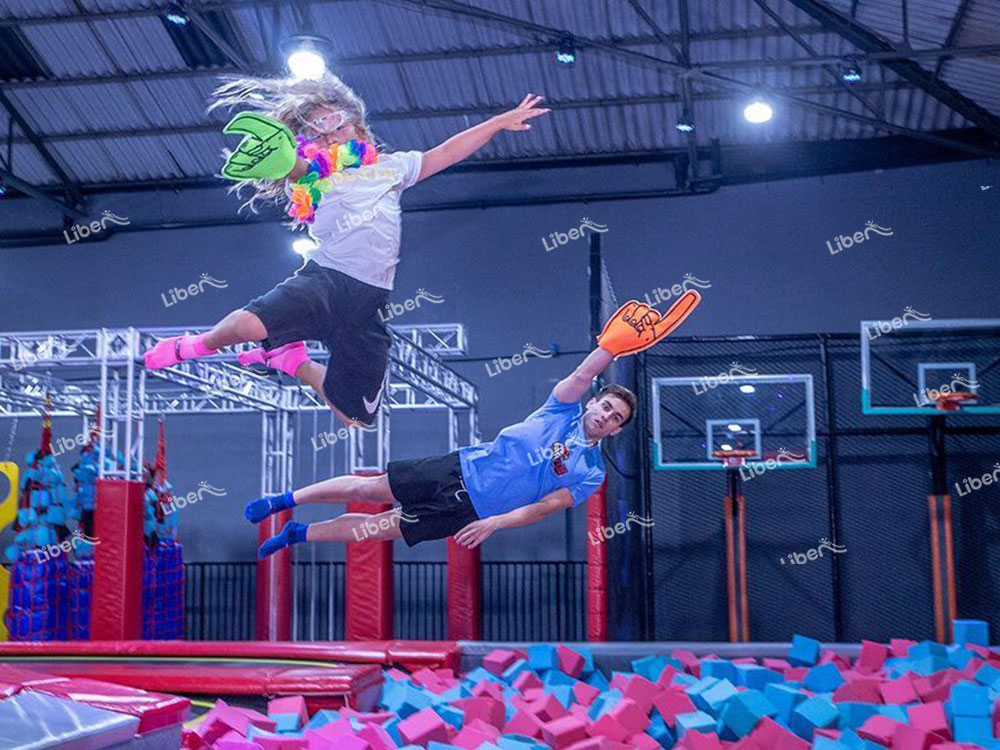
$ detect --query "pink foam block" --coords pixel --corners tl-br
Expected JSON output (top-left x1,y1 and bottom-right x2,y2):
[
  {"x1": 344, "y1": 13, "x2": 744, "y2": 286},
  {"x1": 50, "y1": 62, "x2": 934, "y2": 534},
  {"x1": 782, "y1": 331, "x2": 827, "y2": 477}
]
[
  {"x1": 528, "y1": 692, "x2": 569, "y2": 722},
  {"x1": 573, "y1": 681, "x2": 601, "y2": 707},
  {"x1": 893, "y1": 723, "x2": 946, "y2": 750},
  {"x1": 588, "y1": 713, "x2": 630, "y2": 742},
  {"x1": 629, "y1": 732, "x2": 661, "y2": 749},
  {"x1": 557, "y1": 646, "x2": 586, "y2": 678},
  {"x1": 471, "y1": 679, "x2": 506, "y2": 701},
  {"x1": 832, "y1": 672, "x2": 883, "y2": 704},
  {"x1": 909, "y1": 702, "x2": 950, "y2": 739},
  {"x1": 513, "y1": 671, "x2": 544, "y2": 693},
  {"x1": 959, "y1": 658, "x2": 984, "y2": 681},
  {"x1": 357, "y1": 723, "x2": 396, "y2": 750},
  {"x1": 656, "y1": 664, "x2": 681, "y2": 687},
  {"x1": 652, "y1": 689, "x2": 697, "y2": 727},
  {"x1": 880, "y1": 675, "x2": 919, "y2": 704},
  {"x1": 457, "y1": 697, "x2": 506, "y2": 728},
  {"x1": 763, "y1": 659, "x2": 791, "y2": 671},
  {"x1": 267, "y1": 696, "x2": 309, "y2": 727},
  {"x1": 672, "y1": 650, "x2": 701, "y2": 676},
  {"x1": 398, "y1": 707, "x2": 449, "y2": 746},
  {"x1": 733, "y1": 658, "x2": 757, "y2": 665},
  {"x1": 386, "y1": 667, "x2": 409, "y2": 681},
  {"x1": 891, "y1": 639, "x2": 917, "y2": 658},
  {"x1": 569, "y1": 704, "x2": 590, "y2": 719},
  {"x1": 607, "y1": 698, "x2": 649, "y2": 735},
  {"x1": 542, "y1": 715, "x2": 590, "y2": 749},
  {"x1": 858, "y1": 715, "x2": 905, "y2": 745},
  {"x1": 452, "y1": 723, "x2": 499, "y2": 749},
  {"x1": 313, "y1": 718, "x2": 356, "y2": 739},
  {"x1": 744, "y1": 718, "x2": 809, "y2": 750},
  {"x1": 301, "y1": 730, "x2": 339, "y2": 750},
  {"x1": 410, "y1": 667, "x2": 445, "y2": 691},
  {"x1": 233, "y1": 707, "x2": 279, "y2": 734},
  {"x1": 254, "y1": 737, "x2": 309, "y2": 750},
  {"x1": 566, "y1": 739, "x2": 633, "y2": 750},
  {"x1": 483, "y1": 649, "x2": 521, "y2": 676},
  {"x1": 857, "y1": 641, "x2": 889, "y2": 674},
  {"x1": 216, "y1": 730, "x2": 263, "y2": 750},
  {"x1": 503, "y1": 710, "x2": 545, "y2": 738},
  {"x1": 815, "y1": 729, "x2": 841, "y2": 740},
  {"x1": 195, "y1": 714, "x2": 232, "y2": 745},
  {"x1": 676, "y1": 731, "x2": 724, "y2": 750},
  {"x1": 182, "y1": 729, "x2": 212, "y2": 750},
  {"x1": 784, "y1": 667, "x2": 809, "y2": 682},
  {"x1": 622, "y1": 675, "x2": 661, "y2": 713}
]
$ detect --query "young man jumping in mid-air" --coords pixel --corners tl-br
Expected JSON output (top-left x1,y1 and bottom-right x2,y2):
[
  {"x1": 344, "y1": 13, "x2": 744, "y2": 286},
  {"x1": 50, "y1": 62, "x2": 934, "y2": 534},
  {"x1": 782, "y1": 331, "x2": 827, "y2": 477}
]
[{"x1": 246, "y1": 292, "x2": 701, "y2": 555}]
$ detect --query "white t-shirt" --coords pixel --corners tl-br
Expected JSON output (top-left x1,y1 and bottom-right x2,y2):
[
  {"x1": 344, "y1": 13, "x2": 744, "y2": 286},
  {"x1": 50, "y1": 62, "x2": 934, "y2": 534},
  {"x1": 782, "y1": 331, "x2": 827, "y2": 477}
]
[{"x1": 306, "y1": 150, "x2": 423, "y2": 290}]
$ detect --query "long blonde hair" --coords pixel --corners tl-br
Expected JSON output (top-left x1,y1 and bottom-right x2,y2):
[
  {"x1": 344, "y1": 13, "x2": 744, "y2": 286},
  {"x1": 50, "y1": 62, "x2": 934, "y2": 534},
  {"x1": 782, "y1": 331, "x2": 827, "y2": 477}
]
[{"x1": 209, "y1": 74, "x2": 374, "y2": 216}]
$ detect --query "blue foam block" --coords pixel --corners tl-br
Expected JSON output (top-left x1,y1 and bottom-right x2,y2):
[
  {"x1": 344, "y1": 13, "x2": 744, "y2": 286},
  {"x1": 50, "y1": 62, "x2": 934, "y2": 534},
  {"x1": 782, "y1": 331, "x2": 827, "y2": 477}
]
[
  {"x1": 954, "y1": 619, "x2": 990, "y2": 648},
  {"x1": 587, "y1": 670, "x2": 611, "y2": 691},
  {"x1": 497, "y1": 736, "x2": 548, "y2": 750},
  {"x1": 464, "y1": 666, "x2": 500, "y2": 685},
  {"x1": 700, "y1": 679, "x2": 739, "y2": 716},
  {"x1": 718, "y1": 689, "x2": 777, "y2": 737},
  {"x1": 501, "y1": 659, "x2": 532, "y2": 684},
  {"x1": 837, "y1": 702, "x2": 879, "y2": 730},
  {"x1": 545, "y1": 684, "x2": 574, "y2": 709},
  {"x1": 839, "y1": 728, "x2": 885, "y2": 750},
  {"x1": 631, "y1": 654, "x2": 670, "y2": 682},
  {"x1": 587, "y1": 688, "x2": 624, "y2": 721},
  {"x1": 975, "y1": 662, "x2": 1000, "y2": 690},
  {"x1": 427, "y1": 743, "x2": 463, "y2": 750},
  {"x1": 948, "y1": 646, "x2": 975, "y2": 670},
  {"x1": 789, "y1": 696, "x2": 839, "y2": 739},
  {"x1": 306, "y1": 709, "x2": 340, "y2": 729},
  {"x1": 272, "y1": 713, "x2": 301, "y2": 733},
  {"x1": 397, "y1": 683, "x2": 434, "y2": 718},
  {"x1": 543, "y1": 670, "x2": 576, "y2": 688},
  {"x1": 648, "y1": 710, "x2": 675, "y2": 746},
  {"x1": 577, "y1": 648, "x2": 596, "y2": 677},
  {"x1": 433, "y1": 703, "x2": 464, "y2": 730},
  {"x1": 812, "y1": 737, "x2": 844, "y2": 750},
  {"x1": 954, "y1": 715, "x2": 993, "y2": 744},
  {"x1": 672, "y1": 673, "x2": 698, "y2": 688},
  {"x1": 764, "y1": 683, "x2": 807, "y2": 723},
  {"x1": 788, "y1": 634, "x2": 821, "y2": 666},
  {"x1": 675, "y1": 710, "x2": 716, "y2": 737},
  {"x1": 700, "y1": 659, "x2": 738, "y2": 683},
  {"x1": 804, "y1": 662, "x2": 845, "y2": 693},
  {"x1": 951, "y1": 681, "x2": 992, "y2": 716},
  {"x1": 685, "y1": 677, "x2": 721, "y2": 712},
  {"x1": 909, "y1": 641, "x2": 948, "y2": 660},
  {"x1": 877, "y1": 704, "x2": 908, "y2": 722},
  {"x1": 734, "y1": 664, "x2": 784, "y2": 691},
  {"x1": 527, "y1": 644, "x2": 558, "y2": 672}
]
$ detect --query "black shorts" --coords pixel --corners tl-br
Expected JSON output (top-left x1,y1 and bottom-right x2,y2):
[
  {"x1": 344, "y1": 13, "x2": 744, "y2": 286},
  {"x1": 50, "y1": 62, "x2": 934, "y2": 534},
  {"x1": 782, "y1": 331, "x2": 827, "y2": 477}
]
[
  {"x1": 245, "y1": 261, "x2": 390, "y2": 425},
  {"x1": 386, "y1": 452, "x2": 479, "y2": 547}
]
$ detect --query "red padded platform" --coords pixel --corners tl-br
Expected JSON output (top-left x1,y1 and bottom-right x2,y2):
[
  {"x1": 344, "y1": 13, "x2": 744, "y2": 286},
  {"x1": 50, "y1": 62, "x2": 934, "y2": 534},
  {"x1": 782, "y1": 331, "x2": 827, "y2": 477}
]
[
  {"x1": 0, "y1": 640, "x2": 460, "y2": 671},
  {"x1": 0, "y1": 665, "x2": 189, "y2": 734},
  {"x1": 4, "y1": 660, "x2": 381, "y2": 713}
]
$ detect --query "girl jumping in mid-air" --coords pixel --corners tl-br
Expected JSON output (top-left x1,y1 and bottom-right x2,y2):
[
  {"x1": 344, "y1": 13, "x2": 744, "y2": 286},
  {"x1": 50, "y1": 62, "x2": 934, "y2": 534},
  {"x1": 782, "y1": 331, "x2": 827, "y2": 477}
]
[{"x1": 144, "y1": 74, "x2": 549, "y2": 425}]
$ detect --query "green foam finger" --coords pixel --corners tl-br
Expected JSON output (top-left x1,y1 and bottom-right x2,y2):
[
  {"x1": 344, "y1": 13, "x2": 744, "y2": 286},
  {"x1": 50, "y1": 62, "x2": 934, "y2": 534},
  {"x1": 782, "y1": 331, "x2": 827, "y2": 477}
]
[{"x1": 221, "y1": 112, "x2": 298, "y2": 181}]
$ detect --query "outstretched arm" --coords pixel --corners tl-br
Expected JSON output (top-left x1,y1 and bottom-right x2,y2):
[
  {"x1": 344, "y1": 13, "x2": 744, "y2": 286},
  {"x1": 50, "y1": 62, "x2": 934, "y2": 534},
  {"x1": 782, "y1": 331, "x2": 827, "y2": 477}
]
[
  {"x1": 553, "y1": 347, "x2": 614, "y2": 404},
  {"x1": 417, "y1": 95, "x2": 550, "y2": 181},
  {"x1": 454, "y1": 489, "x2": 573, "y2": 549}
]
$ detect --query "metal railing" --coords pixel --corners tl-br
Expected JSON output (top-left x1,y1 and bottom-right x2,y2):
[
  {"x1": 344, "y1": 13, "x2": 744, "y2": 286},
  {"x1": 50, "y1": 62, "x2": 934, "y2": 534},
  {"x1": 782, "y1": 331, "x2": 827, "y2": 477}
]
[{"x1": 184, "y1": 560, "x2": 586, "y2": 641}]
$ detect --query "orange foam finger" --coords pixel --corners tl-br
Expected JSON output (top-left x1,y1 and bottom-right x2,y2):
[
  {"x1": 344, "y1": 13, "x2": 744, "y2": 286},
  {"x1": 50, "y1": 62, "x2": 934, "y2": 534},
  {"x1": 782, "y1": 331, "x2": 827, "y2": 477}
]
[{"x1": 613, "y1": 290, "x2": 702, "y2": 356}]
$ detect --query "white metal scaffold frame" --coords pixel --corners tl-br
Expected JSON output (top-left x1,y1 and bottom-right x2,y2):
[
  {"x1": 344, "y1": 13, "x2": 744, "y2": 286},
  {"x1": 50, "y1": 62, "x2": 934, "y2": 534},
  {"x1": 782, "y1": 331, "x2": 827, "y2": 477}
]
[{"x1": 0, "y1": 325, "x2": 480, "y2": 499}]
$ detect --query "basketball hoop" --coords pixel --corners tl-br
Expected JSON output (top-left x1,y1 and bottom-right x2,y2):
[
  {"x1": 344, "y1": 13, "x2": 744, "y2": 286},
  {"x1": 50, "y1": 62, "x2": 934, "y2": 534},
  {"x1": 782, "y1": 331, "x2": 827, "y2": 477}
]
[
  {"x1": 932, "y1": 392, "x2": 979, "y2": 412},
  {"x1": 712, "y1": 450, "x2": 757, "y2": 468}
]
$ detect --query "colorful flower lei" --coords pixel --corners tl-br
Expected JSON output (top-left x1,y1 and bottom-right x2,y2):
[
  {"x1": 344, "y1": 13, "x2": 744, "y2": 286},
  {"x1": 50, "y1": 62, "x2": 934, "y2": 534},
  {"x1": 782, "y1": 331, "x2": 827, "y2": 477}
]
[{"x1": 287, "y1": 136, "x2": 378, "y2": 223}]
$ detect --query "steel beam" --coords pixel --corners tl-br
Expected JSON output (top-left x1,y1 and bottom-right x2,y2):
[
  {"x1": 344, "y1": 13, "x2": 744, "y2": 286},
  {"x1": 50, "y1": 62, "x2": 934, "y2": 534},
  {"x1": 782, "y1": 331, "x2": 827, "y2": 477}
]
[{"x1": 784, "y1": 0, "x2": 1000, "y2": 141}]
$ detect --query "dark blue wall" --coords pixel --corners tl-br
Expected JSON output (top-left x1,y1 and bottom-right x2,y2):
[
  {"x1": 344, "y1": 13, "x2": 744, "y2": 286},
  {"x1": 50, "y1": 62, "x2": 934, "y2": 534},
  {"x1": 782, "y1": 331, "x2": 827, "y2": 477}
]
[{"x1": 1, "y1": 157, "x2": 998, "y2": 562}]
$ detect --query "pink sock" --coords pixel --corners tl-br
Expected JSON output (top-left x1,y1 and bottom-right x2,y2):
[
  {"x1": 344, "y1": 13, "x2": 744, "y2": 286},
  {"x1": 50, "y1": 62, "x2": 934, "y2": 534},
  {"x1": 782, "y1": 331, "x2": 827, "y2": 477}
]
[
  {"x1": 265, "y1": 341, "x2": 310, "y2": 377},
  {"x1": 178, "y1": 334, "x2": 216, "y2": 361}
]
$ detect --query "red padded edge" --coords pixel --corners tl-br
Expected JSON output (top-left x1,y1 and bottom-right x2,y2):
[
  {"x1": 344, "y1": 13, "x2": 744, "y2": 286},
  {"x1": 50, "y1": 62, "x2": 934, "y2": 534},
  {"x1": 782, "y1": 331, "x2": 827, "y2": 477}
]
[
  {"x1": 446, "y1": 538, "x2": 481, "y2": 640},
  {"x1": 93, "y1": 480, "x2": 145, "y2": 640},
  {"x1": 0, "y1": 640, "x2": 461, "y2": 670},
  {"x1": 586, "y1": 479, "x2": 608, "y2": 641},
  {"x1": 257, "y1": 509, "x2": 293, "y2": 641},
  {"x1": 0, "y1": 666, "x2": 190, "y2": 734},
  {"x1": 346, "y1": 501, "x2": 393, "y2": 640},
  {"x1": 5, "y1": 662, "x2": 381, "y2": 711}
]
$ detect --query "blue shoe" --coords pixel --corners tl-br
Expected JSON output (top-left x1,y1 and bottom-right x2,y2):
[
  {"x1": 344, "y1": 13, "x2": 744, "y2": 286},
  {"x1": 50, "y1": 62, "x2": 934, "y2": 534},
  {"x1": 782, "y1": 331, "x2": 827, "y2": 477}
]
[
  {"x1": 245, "y1": 491, "x2": 295, "y2": 523},
  {"x1": 257, "y1": 521, "x2": 308, "y2": 559}
]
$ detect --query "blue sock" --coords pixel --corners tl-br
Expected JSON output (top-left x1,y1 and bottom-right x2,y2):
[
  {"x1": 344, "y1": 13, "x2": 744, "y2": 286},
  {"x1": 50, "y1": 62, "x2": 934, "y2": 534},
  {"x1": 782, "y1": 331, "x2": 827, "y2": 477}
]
[
  {"x1": 244, "y1": 490, "x2": 296, "y2": 523},
  {"x1": 258, "y1": 521, "x2": 309, "y2": 559}
]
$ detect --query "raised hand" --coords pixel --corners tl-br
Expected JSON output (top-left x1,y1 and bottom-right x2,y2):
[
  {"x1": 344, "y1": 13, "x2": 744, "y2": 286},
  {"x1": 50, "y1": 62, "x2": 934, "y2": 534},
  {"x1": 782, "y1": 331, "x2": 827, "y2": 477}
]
[
  {"x1": 597, "y1": 290, "x2": 702, "y2": 358},
  {"x1": 221, "y1": 112, "x2": 298, "y2": 181},
  {"x1": 491, "y1": 94, "x2": 551, "y2": 132}
]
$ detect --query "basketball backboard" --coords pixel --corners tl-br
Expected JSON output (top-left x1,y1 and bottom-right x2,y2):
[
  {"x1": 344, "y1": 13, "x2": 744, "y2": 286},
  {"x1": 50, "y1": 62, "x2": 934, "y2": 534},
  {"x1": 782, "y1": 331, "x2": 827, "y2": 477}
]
[
  {"x1": 651, "y1": 373, "x2": 817, "y2": 471},
  {"x1": 860, "y1": 318, "x2": 1000, "y2": 415}
]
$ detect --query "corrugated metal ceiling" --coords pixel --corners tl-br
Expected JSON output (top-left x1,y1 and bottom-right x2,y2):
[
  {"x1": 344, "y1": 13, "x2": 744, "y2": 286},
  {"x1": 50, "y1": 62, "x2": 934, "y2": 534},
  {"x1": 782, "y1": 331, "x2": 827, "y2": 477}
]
[{"x1": 0, "y1": 0, "x2": 996, "y2": 191}]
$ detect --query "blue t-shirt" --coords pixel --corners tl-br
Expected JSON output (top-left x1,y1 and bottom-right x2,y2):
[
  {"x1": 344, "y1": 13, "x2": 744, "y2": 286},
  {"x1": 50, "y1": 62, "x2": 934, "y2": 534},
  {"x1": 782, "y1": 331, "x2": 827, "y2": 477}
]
[{"x1": 458, "y1": 391, "x2": 606, "y2": 519}]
